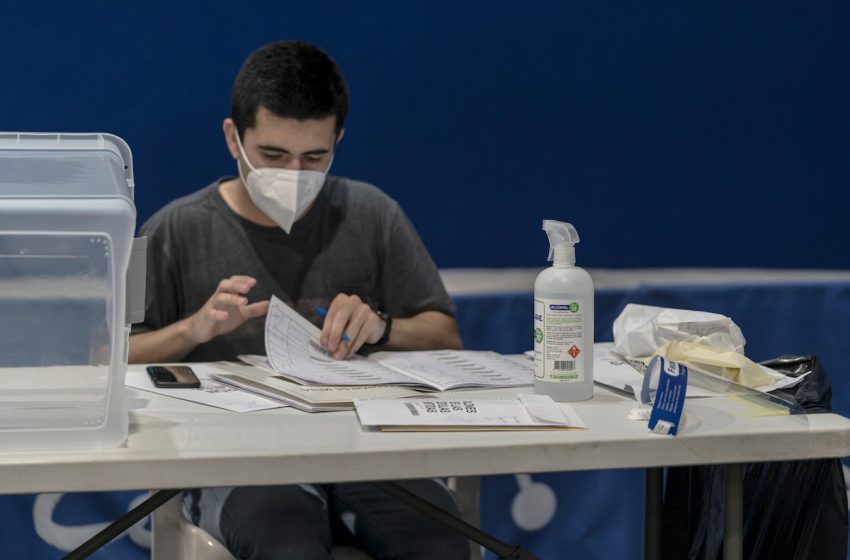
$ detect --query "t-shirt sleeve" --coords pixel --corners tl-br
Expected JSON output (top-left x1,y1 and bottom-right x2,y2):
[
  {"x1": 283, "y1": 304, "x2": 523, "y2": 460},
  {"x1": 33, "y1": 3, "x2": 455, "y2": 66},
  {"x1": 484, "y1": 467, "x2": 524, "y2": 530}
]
[
  {"x1": 130, "y1": 213, "x2": 183, "y2": 334},
  {"x1": 378, "y1": 200, "x2": 456, "y2": 318}
]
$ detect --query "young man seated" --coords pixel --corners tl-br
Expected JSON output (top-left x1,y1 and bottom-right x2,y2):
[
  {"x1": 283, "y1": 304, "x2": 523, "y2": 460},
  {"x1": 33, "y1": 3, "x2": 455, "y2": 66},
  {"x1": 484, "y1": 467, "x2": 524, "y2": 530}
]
[{"x1": 129, "y1": 40, "x2": 467, "y2": 560}]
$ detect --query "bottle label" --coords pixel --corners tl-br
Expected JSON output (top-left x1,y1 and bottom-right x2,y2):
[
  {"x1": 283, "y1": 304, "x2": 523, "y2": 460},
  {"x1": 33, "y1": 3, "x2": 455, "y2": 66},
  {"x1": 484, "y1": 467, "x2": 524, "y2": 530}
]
[{"x1": 534, "y1": 297, "x2": 585, "y2": 383}]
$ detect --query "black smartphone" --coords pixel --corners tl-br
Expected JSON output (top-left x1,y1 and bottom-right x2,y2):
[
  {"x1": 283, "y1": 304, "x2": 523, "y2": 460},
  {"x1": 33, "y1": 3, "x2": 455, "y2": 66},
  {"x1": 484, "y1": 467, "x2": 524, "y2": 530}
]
[{"x1": 146, "y1": 365, "x2": 201, "y2": 389}]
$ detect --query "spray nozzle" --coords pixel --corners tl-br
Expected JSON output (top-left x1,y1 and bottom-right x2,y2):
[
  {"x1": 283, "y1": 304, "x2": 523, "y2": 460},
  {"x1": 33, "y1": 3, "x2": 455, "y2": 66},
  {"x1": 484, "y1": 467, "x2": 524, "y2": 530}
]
[{"x1": 542, "y1": 220, "x2": 580, "y2": 266}]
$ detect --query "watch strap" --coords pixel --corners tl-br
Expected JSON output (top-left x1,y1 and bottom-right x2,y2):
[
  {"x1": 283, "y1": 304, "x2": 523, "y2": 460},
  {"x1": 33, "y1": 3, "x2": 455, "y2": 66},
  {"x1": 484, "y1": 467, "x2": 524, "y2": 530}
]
[{"x1": 373, "y1": 310, "x2": 392, "y2": 347}]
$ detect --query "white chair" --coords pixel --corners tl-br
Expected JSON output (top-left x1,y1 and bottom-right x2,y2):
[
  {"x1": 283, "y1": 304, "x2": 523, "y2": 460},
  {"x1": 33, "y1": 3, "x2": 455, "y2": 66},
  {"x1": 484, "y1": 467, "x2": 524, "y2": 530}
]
[
  {"x1": 151, "y1": 478, "x2": 481, "y2": 560},
  {"x1": 151, "y1": 494, "x2": 234, "y2": 560}
]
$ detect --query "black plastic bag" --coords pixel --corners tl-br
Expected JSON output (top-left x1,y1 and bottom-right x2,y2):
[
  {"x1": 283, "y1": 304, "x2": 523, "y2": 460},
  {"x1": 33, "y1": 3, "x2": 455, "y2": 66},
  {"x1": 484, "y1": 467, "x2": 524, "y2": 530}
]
[{"x1": 662, "y1": 355, "x2": 849, "y2": 560}]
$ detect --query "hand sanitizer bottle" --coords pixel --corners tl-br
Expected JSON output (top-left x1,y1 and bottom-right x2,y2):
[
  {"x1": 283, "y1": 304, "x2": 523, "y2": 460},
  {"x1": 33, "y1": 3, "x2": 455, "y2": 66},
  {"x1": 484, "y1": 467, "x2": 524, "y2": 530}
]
[{"x1": 534, "y1": 220, "x2": 594, "y2": 402}]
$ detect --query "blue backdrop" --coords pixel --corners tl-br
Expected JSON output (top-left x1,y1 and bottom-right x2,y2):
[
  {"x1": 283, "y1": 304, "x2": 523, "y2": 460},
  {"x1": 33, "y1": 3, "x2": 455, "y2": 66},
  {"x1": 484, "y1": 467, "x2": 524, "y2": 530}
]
[{"x1": 2, "y1": 0, "x2": 849, "y2": 269}]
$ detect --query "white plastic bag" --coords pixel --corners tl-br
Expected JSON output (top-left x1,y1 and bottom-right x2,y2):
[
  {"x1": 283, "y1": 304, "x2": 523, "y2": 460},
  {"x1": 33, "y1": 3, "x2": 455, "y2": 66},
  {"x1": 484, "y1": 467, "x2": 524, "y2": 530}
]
[{"x1": 612, "y1": 304, "x2": 746, "y2": 358}]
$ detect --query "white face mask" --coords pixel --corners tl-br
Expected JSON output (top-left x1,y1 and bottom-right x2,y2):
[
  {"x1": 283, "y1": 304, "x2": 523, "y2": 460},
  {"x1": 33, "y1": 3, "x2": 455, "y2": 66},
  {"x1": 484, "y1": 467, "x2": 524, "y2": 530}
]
[{"x1": 234, "y1": 132, "x2": 332, "y2": 233}]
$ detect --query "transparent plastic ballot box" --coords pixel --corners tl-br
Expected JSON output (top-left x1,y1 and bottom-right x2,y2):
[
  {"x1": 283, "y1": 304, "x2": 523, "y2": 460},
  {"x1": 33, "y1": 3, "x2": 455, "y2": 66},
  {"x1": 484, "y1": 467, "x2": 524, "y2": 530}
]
[{"x1": 0, "y1": 132, "x2": 145, "y2": 449}]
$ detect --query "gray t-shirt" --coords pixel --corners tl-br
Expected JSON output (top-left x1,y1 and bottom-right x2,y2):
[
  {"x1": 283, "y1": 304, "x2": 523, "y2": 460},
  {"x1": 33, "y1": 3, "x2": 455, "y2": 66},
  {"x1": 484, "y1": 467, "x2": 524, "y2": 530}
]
[{"x1": 137, "y1": 175, "x2": 455, "y2": 362}]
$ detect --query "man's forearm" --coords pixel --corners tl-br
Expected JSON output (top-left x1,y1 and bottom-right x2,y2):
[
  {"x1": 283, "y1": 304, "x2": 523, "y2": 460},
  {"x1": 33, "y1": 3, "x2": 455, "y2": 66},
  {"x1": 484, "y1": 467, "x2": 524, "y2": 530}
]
[
  {"x1": 385, "y1": 311, "x2": 463, "y2": 351},
  {"x1": 128, "y1": 318, "x2": 199, "y2": 364}
]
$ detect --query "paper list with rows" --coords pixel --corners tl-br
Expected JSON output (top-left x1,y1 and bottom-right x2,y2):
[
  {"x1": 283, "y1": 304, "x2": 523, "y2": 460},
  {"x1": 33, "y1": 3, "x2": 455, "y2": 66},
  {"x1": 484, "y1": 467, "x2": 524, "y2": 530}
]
[{"x1": 259, "y1": 295, "x2": 532, "y2": 391}]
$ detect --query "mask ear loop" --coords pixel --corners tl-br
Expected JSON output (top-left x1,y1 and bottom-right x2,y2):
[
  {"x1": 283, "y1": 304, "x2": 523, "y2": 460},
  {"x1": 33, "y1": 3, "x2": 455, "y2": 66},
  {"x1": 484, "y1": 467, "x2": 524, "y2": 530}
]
[
  {"x1": 233, "y1": 128, "x2": 259, "y2": 183},
  {"x1": 323, "y1": 154, "x2": 335, "y2": 175}
]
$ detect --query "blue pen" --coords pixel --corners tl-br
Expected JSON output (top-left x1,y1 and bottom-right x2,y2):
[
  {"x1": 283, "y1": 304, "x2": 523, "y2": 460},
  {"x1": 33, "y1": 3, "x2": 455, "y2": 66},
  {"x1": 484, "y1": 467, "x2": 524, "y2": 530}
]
[{"x1": 314, "y1": 306, "x2": 351, "y2": 343}]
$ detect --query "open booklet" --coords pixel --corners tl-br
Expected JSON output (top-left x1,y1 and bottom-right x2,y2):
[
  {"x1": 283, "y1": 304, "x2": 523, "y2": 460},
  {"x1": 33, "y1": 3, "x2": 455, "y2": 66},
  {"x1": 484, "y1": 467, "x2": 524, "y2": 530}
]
[
  {"x1": 234, "y1": 296, "x2": 533, "y2": 392},
  {"x1": 353, "y1": 394, "x2": 587, "y2": 432}
]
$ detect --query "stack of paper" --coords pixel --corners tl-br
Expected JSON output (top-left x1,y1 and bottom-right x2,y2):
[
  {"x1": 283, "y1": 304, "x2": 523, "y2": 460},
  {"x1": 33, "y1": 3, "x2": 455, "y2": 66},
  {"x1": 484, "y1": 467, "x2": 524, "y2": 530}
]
[
  {"x1": 211, "y1": 362, "x2": 423, "y2": 413},
  {"x1": 353, "y1": 394, "x2": 587, "y2": 432},
  {"x1": 238, "y1": 296, "x2": 534, "y2": 391},
  {"x1": 142, "y1": 296, "x2": 536, "y2": 414}
]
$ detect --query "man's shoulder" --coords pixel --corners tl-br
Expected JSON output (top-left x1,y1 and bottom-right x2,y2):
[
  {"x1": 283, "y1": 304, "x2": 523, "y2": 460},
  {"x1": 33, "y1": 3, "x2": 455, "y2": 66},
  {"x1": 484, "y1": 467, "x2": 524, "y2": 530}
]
[
  {"x1": 325, "y1": 175, "x2": 401, "y2": 216},
  {"x1": 140, "y1": 182, "x2": 221, "y2": 236}
]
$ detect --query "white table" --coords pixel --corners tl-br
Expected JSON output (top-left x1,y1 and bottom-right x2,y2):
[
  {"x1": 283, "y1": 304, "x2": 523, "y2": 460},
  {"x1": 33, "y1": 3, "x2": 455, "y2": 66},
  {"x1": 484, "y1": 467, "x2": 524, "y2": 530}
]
[{"x1": 2, "y1": 379, "x2": 849, "y2": 559}]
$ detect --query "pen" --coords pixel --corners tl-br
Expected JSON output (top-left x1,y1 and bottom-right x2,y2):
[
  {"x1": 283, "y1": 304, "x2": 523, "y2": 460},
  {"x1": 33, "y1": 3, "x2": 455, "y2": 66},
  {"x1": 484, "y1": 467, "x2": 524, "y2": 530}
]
[{"x1": 314, "y1": 306, "x2": 351, "y2": 343}]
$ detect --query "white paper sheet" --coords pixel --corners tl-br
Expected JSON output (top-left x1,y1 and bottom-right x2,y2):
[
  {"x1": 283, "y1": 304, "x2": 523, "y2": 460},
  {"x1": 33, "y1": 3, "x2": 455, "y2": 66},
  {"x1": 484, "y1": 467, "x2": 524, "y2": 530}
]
[
  {"x1": 263, "y1": 295, "x2": 534, "y2": 390},
  {"x1": 265, "y1": 296, "x2": 414, "y2": 386},
  {"x1": 125, "y1": 364, "x2": 286, "y2": 412},
  {"x1": 371, "y1": 350, "x2": 533, "y2": 391},
  {"x1": 354, "y1": 394, "x2": 586, "y2": 430},
  {"x1": 210, "y1": 362, "x2": 425, "y2": 413}
]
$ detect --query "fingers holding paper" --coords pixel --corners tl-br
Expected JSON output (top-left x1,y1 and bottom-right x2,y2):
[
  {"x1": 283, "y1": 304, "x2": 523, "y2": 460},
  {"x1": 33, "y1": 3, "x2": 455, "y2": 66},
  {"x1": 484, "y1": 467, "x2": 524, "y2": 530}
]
[{"x1": 321, "y1": 293, "x2": 387, "y2": 360}]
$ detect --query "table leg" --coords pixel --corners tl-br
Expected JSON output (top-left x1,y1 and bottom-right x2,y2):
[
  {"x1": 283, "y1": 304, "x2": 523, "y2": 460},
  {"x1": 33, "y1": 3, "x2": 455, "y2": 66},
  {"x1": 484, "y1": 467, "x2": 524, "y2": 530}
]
[
  {"x1": 644, "y1": 467, "x2": 663, "y2": 560},
  {"x1": 63, "y1": 489, "x2": 181, "y2": 560},
  {"x1": 724, "y1": 463, "x2": 744, "y2": 560}
]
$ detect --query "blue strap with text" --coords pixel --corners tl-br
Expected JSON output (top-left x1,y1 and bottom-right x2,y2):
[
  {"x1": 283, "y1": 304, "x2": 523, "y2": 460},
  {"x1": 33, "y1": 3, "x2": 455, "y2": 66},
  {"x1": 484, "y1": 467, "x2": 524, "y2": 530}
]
[{"x1": 643, "y1": 356, "x2": 688, "y2": 436}]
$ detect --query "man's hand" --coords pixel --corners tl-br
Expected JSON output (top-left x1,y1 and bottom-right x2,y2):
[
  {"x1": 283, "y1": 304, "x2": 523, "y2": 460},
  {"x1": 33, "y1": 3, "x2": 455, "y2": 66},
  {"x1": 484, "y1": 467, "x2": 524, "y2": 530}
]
[
  {"x1": 128, "y1": 275, "x2": 270, "y2": 364},
  {"x1": 187, "y1": 275, "x2": 270, "y2": 344},
  {"x1": 320, "y1": 293, "x2": 387, "y2": 360}
]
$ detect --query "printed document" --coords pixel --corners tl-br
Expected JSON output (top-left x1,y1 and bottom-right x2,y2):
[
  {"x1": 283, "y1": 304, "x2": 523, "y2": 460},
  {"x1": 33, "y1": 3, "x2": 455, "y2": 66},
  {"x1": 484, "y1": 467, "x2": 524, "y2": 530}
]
[
  {"x1": 209, "y1": 362, "x2": 424, "y2": 413},
  {"x1": 251, "y1": 296, "x2": 533, "y2": 391},
  {"x1": 354, "y1": 394, "x2": 587, "y2": 431},
  {"x1": 125, "y1": 363, "x2": 286, "y2": 412},
  {"x1": 264, "y1": 296, "x2": 415, "y2": 385}
]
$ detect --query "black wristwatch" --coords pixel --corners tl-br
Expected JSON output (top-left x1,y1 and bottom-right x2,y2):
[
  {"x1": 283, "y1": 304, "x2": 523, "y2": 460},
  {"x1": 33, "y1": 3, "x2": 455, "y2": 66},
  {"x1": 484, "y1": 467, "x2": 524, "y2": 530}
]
[{"x1": 373, "y1": 310, "x2": 392, "y2": 347}]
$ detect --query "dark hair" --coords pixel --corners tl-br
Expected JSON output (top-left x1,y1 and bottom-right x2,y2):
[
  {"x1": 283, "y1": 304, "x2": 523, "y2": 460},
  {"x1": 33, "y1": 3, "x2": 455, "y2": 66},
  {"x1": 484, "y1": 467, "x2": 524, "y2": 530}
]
[{"x1": 231, "y1": 40, "x2": 349, "y2": 137}]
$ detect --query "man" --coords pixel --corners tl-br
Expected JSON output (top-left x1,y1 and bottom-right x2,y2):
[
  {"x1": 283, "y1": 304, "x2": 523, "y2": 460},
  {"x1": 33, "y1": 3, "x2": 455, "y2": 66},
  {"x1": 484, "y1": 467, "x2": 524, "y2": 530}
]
[{"x1": 130, "y1": 40, "x2": 467, "y2": 559}]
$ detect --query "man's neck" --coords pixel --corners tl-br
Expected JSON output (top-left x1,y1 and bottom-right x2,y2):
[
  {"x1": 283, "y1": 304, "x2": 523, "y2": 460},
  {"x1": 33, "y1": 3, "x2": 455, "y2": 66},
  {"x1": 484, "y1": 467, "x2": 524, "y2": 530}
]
[{"x1": 218, "y1": 178, "x2": 277, "y2": 227}]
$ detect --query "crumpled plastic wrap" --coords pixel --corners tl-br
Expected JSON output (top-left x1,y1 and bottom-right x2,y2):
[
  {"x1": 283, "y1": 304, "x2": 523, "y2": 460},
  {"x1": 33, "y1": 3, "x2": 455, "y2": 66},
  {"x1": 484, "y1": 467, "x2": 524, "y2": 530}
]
[
  {"x1": 613, "y1": 304, "x2": 746, "y2": 358},
  {"x1": 612, "y1": 304, "x2": 800, "y2": 391}
]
